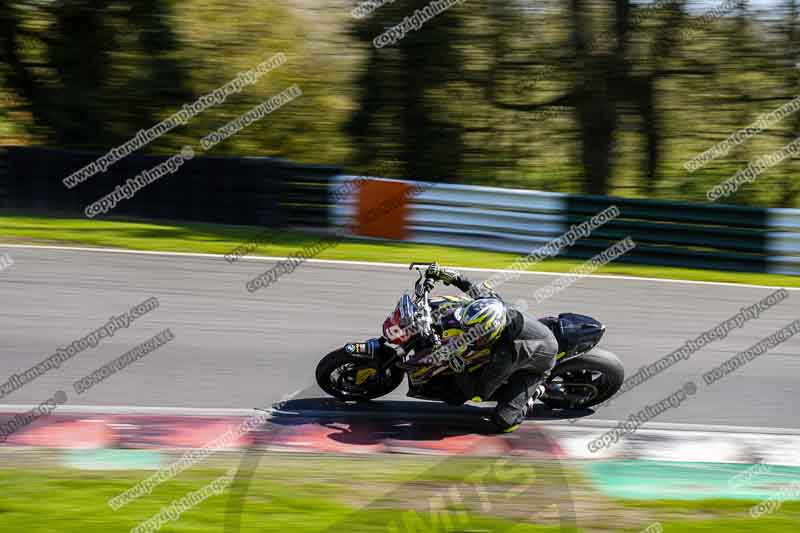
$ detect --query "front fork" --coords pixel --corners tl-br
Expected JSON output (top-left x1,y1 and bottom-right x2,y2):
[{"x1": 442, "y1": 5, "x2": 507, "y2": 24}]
[
  {"x1": 343, "y1": 338, "x2": 383, "y2": 358},
  {"x1": 343, "y1": 337, "x2": 402, "y2": 376}
]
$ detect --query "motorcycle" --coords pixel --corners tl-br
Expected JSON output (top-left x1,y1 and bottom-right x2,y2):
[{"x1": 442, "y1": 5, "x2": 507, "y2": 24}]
[{"x1": 315, "y1": 262, "x2": 624, "y2": 412}]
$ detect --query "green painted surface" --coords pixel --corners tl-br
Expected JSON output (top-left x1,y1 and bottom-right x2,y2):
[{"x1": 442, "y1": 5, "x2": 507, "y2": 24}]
[
  {"x1": 62, "y1": 449, "x2": 163, "y2": 470},
  {"x1": 586, "y1": 460, "x2": 800, "y2": 500}
]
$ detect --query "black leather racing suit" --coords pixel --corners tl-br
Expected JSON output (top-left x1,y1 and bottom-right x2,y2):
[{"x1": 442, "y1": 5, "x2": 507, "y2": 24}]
[{"x1": 446, "y1": 273, "x2": 559, "y2": 430}]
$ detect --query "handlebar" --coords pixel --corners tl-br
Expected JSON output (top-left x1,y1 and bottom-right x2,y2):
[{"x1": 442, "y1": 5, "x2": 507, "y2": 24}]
[
  {"x1": 408, "y1": 262, "x2": 436, "y2": 272},
  {"x1": 409, "y1": 262, "x2": 436, "y2": 299},
  {"x1": 408, "y1": 263, "x2": 438, "y2": 345}
]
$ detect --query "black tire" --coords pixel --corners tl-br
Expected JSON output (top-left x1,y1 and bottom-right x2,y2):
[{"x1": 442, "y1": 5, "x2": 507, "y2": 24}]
[
  {"x1": 315, "y1": 348, "x2": 405, "y2": 402},
  {"x1": 541, "y1": 348, "x2": 624, "y2": 409}
]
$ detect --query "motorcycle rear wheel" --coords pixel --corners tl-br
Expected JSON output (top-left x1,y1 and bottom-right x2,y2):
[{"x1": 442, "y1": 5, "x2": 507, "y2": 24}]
[
  {"x1": 541, "y1": 348, "x2": 624, "y2": 409},
  {"x1": 315, "y1": 348, "x2": 405, "y2": 402}
]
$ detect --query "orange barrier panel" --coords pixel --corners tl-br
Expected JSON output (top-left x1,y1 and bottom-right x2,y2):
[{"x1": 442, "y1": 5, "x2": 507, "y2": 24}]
[{"x1": 356, "y1": 179, "x2": 411, "y2": 240}]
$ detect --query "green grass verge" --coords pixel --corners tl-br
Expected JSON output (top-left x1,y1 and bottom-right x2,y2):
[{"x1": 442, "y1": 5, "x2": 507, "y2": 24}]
[
  {"x1": 626, "y1": 499, "x2": 800, "y2": 532},
  {"x1": 0, "y1": 456, "x2": 574, "y2": 533},
  {"x1": 1, "y1": 212, "x2": 798, "y2": 287},
  {"x1": 2, "y1": 454, "x2": 800, "y2": 532}
]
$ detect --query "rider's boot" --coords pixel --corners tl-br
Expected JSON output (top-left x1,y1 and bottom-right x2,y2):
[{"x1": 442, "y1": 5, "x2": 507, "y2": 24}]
[{"x1": 491, "y1": 374, "x2": 544, "y2": 433}]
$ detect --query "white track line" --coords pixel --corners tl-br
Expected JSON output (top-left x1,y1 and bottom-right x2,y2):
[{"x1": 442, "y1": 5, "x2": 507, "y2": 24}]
[
  {"x1": 0, "y1": 404, "x2": 258, "y2": 416},
  {"x1": 2, "y1": 404, "x2": 800, "y2": 436},
  {"x1": 538, "y1": 418, "x2": 800, "y2": 435},
  {"x1": 0, "y1": 403, "x2": 488, "y2": 421},
  {"x1": 1, "y1": 243, "x2": 797, "y2": 292}
]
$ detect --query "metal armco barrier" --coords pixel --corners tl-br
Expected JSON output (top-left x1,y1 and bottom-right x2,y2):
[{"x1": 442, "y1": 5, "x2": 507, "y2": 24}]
[
  {"x1": 0, "y1": 146, "x2": 339, "y2": 227},
  {"x1": 2, "y1": 146, "x2": 798, "y2": 276},
  {"x1": 564, "y1": 195, "x2": 769, "y2": 272},
  {"x1": 768, "y1": 208, "x2": 800, "y2": 275},
  {"x1": 329, "y1": 175, "x2": 568, "y2": 249},
  {"x1": 330, "y1": 176, "x2": 800, "y2": 275}
]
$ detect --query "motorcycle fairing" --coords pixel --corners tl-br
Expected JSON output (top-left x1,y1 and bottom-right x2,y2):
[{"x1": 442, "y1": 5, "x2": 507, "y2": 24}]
[{"x1": 402, "y1": 294, "x2": 494, "y2": 385}]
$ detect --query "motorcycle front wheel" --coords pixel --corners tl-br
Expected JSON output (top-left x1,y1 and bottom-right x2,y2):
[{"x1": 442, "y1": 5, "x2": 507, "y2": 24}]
[{"x1": 315, "y1": 348, "x2": 405, "y2": 402}]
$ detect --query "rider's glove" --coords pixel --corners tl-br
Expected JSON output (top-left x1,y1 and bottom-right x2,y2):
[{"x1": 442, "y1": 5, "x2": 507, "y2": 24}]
[
  {"x1": 415, "y1": 332, "x2": 441, "y2": 352},
  {"x1": 426, "y1": 262, "x2": 461, "y2": 286}
]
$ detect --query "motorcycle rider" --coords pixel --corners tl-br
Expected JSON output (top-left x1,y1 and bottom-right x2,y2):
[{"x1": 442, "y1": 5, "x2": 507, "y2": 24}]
[{"x1": 424, "y1": 263, "x2": 559, "y2": 433}]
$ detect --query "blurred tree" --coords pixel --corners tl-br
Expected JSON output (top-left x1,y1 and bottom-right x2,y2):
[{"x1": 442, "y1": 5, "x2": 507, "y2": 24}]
[
  {"x1": 779, "y1": 0, "x2": 800, "y2": 206},
  {"x1": 0, "y1": 0, "x2": 349, "y2": 164},
  {"x1": 347, "y1": 0, "x2": 467, "y2": 181},
  {"x1": 488, "y1": 0, "x2": 630, "y2": 195},
  {"x1": 1, "y1": 0, "x2": 798, "y2": 207},
  {"x1": 346, "y1": 7, "x2": 391, "y2": 169},
  {"x1": 48, "y1": 0, "x2": 115, "y2": 144},
  {"x1": 572, "y1": 0, "x2": 629, "y2": 195},
  {"x1": 635, "y1": 0, "x2": 687, "y2": 195},
  {"x1": 0, "y1": 0, "x2": 188, "y2": 147},
  {"x1": 121, "y1": 0, "x2": 192, "y2": 131}
]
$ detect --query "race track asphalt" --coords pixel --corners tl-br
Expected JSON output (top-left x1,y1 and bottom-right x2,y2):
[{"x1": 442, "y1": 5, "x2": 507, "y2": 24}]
[{"x1": 0, "y1": 245, "x2": 798, "y2": 429}]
